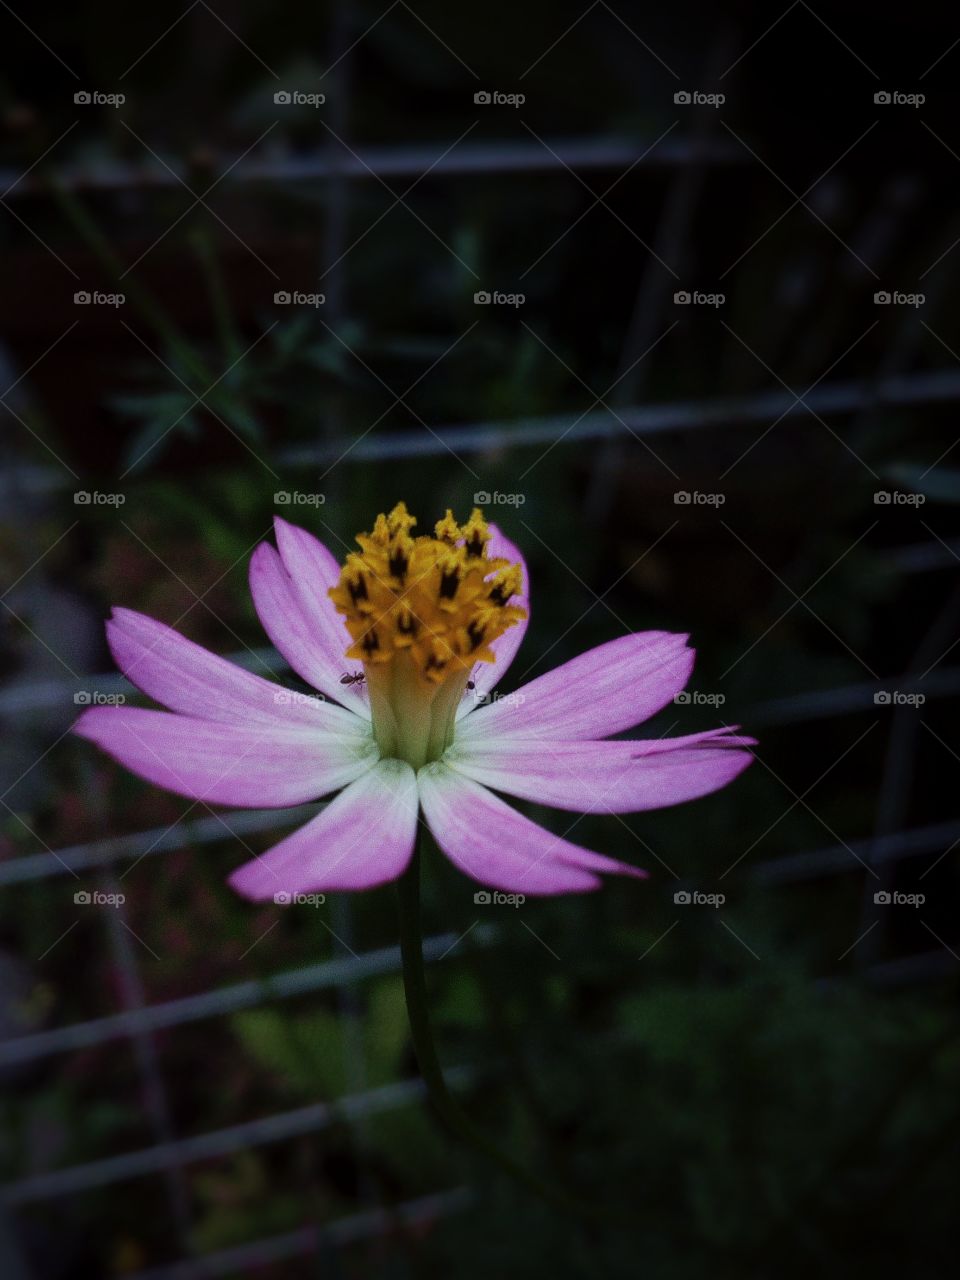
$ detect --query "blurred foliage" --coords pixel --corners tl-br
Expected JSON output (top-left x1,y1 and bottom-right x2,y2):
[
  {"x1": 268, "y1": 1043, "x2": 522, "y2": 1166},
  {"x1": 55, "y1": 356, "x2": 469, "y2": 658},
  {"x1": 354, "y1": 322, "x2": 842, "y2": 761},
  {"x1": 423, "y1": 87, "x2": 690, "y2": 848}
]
[{"x1": 231, "y1": 976, "x2": 409, "y2": 1099}]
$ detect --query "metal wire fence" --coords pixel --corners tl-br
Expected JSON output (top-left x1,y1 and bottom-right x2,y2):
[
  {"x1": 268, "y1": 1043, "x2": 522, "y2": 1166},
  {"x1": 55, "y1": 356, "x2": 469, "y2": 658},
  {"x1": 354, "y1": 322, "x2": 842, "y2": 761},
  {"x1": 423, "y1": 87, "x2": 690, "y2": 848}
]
[{"x1": 2, "y1": 402, "x2": 956, "y2": 1273}]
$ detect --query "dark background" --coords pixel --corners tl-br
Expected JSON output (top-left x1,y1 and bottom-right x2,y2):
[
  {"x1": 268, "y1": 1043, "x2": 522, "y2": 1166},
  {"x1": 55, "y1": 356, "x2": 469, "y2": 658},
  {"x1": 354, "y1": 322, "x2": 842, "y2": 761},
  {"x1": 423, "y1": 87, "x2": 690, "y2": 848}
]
[{"x1": 1, "y1": 1, "x2": 959, "y2": 1276}]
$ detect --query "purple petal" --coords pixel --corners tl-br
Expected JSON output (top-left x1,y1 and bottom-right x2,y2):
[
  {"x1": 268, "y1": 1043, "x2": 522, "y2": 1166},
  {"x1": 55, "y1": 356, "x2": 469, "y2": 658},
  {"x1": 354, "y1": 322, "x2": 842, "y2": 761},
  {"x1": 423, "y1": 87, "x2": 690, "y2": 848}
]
[
  {"x1": 273, "y1": 519, "x2": 368, "y2": 714},
  {"x1": 628, "y1": 725, "x2": 757, "y2": 754},
  {"x1": 106, "y1": 607, "x2": 359, "y2": 731},
  {"x1": 456, "y1": 632, "x2": 694, "y2": 741},
  {"x1": 446, "y1": 735, "x2": 754, "y2": 814},
  {"x1": 74, "y1": 706, "x2": 377, "y2": 808},
  {"x1": 418, "y1": 763, "x2": 647, "y2": 895},
  {"x1": 458, "y1": 523, "x2": 530, "y2": 716},
  {"x1": 249, "y1": 541, "x2": 367, "y2": 714},
  {"x1": 228, "y1": 758, "x2": 418, "y2": 898}
]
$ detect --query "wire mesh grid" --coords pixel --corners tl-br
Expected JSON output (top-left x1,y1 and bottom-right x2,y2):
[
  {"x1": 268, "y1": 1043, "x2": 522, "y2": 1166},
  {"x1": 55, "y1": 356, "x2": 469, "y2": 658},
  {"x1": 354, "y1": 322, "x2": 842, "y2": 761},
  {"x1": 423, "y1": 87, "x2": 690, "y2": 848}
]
[{"x1": 2, "y1": 415, "x2": 956, "y2": 1274}]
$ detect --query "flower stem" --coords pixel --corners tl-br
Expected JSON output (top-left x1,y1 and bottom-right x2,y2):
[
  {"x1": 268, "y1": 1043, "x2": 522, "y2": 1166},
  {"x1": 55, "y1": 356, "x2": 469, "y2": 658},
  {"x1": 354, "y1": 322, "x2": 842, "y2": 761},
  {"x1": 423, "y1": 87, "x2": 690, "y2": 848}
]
[{"x1": 395, "y1": 828, "x2": 596, "y2": 1218}]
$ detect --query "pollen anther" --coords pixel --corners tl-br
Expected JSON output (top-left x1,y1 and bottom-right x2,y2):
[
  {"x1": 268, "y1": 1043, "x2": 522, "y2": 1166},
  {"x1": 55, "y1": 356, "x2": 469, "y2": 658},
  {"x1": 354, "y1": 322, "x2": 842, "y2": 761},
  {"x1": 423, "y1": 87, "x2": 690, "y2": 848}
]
[{"x1": 328, "y1": 503, "x2": 526, "y2": 766}]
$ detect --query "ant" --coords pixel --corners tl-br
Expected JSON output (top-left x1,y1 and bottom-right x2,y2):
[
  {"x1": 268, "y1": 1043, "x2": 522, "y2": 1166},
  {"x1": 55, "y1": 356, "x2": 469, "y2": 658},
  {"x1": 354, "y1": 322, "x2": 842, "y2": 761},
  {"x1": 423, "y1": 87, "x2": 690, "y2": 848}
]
[{"x1": 339, "y1": 669, "x2": 477, "y2": 690}]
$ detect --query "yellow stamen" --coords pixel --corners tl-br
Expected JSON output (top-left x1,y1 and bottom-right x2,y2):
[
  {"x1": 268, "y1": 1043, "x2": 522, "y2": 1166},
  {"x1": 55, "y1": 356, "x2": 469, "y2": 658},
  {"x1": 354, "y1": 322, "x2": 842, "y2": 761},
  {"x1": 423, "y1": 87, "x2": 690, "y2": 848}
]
[{"x1": 328, "y1": 503, "x2": 525, "y2": 767}]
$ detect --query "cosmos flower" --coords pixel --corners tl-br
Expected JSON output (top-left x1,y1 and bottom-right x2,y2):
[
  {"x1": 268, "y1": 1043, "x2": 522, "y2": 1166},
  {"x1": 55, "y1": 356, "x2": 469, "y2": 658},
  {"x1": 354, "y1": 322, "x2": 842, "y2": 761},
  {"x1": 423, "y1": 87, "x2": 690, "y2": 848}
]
[{"x1": 74, "y1": 504, "x2": 754, "y2": 897}]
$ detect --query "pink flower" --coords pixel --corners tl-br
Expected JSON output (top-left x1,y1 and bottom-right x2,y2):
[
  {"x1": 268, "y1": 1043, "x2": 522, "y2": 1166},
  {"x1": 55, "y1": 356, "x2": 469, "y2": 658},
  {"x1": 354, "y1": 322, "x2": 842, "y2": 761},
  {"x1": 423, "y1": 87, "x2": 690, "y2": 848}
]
[{"x1": 74, "y1": 504, "x2": 754, "y2": 898}]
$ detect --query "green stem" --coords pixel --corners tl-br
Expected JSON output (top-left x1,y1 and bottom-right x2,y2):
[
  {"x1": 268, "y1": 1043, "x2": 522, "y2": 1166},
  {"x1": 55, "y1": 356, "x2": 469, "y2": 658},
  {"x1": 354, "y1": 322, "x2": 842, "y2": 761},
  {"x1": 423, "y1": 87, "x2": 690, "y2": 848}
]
[{"x1": 395, "y1": 829, "x2": 605, "y2": 1220}]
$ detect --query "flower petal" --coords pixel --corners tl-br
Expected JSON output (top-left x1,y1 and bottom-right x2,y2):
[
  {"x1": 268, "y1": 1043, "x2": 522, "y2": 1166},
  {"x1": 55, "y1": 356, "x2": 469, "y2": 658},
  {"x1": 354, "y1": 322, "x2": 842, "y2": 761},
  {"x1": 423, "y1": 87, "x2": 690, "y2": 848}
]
[
  {"x1": 628, "y1": 725, "x2": 757, "y2": 754},
  {"x1": 458, "y1": 523, "x2": 530, "y2": 717},
  {"x1": 417, "y1": 762, "x2": 646, "y2": 894},
  {"x1": 106, "y1": 607, "x2": 357, "y2": 731},
  {"x1": 249, "y1": 540, "x2": 368, "y2": 716},
  {"x1": 273, "y1": 519, "x2": 369, "y2": 711},
  {"x1": 445, "y1": 735, "x2": 754, "y2": 814},
  {"x1": 228, "y1": 758, "x2": 418, "y2": 898},
  {"x1": 455, "y1": 632, "x2": 694, "y2": 742},
  {"x1": 74, "y1": 706, "x2": 377, "y2": 808}
]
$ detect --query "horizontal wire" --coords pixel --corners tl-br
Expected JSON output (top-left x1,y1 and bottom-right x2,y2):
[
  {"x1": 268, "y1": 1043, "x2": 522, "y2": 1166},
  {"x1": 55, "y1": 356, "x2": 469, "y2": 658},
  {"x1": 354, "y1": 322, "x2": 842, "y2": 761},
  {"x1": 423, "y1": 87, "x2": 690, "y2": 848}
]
[
  {"x1": 126, "y1": 1189, "x2": 473, "y2": 1280},
  {"x1": 1, "y1": 1074, "x2": 474, "y2": 1205},
  {"x1": 0, "y1": 929, "x2": 497, "y2": 1068},
  {"x1": 5, "y1": 368, "x2": 960, "y2": 497},
  {"x1": 0, "y1": 135, "x2": 746, "y2": 200}
]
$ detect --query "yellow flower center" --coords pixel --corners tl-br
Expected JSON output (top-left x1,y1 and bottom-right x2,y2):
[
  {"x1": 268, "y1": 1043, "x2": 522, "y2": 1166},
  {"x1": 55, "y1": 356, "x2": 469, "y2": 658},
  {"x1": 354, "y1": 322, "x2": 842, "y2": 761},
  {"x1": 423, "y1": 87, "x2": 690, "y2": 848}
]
[{"x1": 328, "y1": 502, "x2": 526, "y2": 767}]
